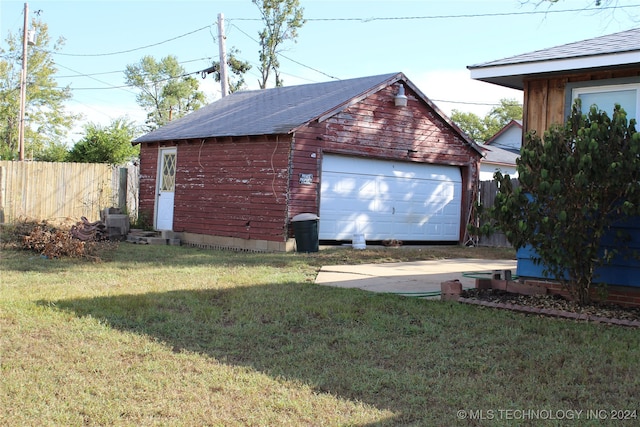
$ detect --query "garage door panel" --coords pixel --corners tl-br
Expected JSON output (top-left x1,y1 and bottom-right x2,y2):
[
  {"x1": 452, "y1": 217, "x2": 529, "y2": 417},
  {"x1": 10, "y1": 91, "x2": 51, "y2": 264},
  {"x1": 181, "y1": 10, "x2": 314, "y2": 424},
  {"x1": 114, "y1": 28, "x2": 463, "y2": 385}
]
[
  {"x1": 320, "y1": 155, "x2": 461, "y2": 241},
  {"x1": 328, "y1": 214, "x2": 394, "y2": 240}
]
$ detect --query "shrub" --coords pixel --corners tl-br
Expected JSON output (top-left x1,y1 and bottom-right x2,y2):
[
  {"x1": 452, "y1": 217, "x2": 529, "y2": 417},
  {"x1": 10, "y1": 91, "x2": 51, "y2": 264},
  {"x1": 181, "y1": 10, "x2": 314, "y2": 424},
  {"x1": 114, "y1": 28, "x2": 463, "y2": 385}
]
[{"x1": 490, "y1": 101, "x2": 640, "y2": 304}]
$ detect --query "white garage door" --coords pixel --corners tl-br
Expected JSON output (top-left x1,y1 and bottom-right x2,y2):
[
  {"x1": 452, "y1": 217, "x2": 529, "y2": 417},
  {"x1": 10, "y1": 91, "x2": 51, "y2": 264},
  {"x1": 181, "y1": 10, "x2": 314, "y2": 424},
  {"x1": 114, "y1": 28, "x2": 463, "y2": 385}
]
[{"x1": 319, "y1": 155, "x2": 462, "y2": 241}]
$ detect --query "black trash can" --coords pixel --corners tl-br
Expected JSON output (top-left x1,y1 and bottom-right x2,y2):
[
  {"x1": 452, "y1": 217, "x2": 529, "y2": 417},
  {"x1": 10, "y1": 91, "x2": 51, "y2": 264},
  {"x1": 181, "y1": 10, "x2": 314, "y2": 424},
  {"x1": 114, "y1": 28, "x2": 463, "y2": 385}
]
[{"x1": 291, "y1": 213, "x2": 319, "y2": 253}]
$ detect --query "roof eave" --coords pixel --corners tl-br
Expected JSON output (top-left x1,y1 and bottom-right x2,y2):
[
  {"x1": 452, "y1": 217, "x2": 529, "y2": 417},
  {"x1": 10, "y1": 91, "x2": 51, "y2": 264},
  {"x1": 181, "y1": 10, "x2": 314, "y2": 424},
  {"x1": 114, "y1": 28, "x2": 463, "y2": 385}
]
[
  {"x1": 403, "y1": 79, "x2": 485, "y2": 156},
  {"x1": 483, "y1": 160, "x2": 517, "y2": 167},
  {"x1": 133, "y1": 131, "x2": 292, "y2": 145},
  {"x1": 468, "y1": 51, "x2": 640, "y2": 90}
]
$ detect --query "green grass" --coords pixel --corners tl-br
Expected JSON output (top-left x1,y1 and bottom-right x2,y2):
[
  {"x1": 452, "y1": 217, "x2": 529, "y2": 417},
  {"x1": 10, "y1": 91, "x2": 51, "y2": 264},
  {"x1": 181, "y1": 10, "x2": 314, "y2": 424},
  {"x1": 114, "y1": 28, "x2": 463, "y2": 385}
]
[{"x1": 1, "y1": 244, "x2": 638, "y2": 426}]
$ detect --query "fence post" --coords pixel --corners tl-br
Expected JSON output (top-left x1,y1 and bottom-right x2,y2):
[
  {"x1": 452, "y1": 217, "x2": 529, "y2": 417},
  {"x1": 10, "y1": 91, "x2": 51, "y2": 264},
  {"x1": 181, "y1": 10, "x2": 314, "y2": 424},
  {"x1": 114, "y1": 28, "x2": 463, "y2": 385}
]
[
  {"x1": 118, "y1": 168, "x2": 128, "y2": 211},
  {"x1": 0, "y1": 165, "x2": 5, "y2": 223},
  {"x1": 477, "y1": 178, "x2": 519, "y2": 248}
]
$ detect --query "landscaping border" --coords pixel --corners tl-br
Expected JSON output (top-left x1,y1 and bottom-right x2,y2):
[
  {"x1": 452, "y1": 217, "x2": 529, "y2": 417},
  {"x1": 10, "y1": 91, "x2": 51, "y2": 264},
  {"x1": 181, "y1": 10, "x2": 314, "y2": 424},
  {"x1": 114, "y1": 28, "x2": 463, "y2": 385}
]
[
  {"x1": 441, "y1": 273, "x2": 640, "y2": 327},
  {"x1": 457, "y1": 297, "x2": 640, "y2": 327}
]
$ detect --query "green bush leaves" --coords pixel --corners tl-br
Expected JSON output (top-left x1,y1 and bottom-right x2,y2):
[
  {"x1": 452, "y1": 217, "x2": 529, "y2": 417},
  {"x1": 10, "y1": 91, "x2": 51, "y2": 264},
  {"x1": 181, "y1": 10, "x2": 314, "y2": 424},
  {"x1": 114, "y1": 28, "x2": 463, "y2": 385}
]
[{"x1": 491, "y1": 100, "x2": 640, "y2": 304}]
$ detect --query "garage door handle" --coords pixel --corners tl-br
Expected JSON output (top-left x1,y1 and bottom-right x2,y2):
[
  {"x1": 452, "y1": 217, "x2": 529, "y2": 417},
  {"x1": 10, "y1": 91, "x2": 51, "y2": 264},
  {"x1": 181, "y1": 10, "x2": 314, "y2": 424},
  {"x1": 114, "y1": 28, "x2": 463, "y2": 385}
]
[{"x1": 392, "y1": 207, "x2": 395, "y2": 215}]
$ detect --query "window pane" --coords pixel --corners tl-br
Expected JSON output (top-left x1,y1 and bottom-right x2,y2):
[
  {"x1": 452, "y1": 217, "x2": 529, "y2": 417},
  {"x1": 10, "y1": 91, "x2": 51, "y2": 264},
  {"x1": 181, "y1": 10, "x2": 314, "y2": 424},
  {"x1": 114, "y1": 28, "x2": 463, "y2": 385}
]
[
  {"x1": 161, "y1": 153, "x2": 176, "y2": 192},
  {"x1": 578, "y1": 89, "x2": 636, "y2": 120}
]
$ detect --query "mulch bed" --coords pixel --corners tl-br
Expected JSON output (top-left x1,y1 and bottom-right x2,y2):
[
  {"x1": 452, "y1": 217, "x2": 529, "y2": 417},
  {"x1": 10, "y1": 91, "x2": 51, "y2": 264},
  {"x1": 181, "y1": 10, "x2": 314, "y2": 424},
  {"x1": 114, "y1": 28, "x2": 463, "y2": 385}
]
[{"x1": 459, "y1": 288, "x2": 640, "y2": 327}]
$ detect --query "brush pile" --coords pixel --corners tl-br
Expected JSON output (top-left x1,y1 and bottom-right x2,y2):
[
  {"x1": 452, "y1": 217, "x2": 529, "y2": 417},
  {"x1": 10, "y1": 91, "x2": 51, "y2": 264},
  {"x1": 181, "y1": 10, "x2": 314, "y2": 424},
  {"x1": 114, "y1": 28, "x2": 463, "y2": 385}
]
[
  {"x1": 3, "y1": 218, "x2": 116, "y2": 260},
  {"x1": 70, "y1": 217, "x2": 108, "y2": 241}
]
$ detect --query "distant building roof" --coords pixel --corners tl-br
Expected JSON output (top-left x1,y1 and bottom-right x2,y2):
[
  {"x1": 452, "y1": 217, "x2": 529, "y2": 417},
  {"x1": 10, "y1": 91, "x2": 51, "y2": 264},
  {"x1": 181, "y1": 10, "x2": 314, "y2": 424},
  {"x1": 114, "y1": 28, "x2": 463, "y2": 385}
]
[
  {"x1": 468, "y1": 28, "x2": 640, "y2": 90},
  {"x1": 485, "y1": 119, "x2": 522, "y2": 153},
  {"x1": 481, "y1": 144, "x2": 519, "y2": 166}
]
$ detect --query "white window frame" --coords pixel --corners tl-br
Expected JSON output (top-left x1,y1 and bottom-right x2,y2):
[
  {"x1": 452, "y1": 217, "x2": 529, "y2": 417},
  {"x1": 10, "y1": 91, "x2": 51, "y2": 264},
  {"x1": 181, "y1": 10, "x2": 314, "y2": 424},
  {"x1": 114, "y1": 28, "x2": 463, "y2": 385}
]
[{"x1": 571, "y1": 82, "x2": 640, "y2": 120}]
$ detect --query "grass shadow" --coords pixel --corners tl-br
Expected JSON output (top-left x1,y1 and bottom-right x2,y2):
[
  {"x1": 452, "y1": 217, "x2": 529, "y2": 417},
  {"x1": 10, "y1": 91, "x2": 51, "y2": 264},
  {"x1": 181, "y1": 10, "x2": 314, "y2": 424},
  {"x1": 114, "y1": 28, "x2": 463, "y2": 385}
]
[
  {"x1": 46, "y1": 283, "x2": 474, "y2": 424},
  {"x1": 45, "y1": 280, "x2": 640, "y2": 425}
]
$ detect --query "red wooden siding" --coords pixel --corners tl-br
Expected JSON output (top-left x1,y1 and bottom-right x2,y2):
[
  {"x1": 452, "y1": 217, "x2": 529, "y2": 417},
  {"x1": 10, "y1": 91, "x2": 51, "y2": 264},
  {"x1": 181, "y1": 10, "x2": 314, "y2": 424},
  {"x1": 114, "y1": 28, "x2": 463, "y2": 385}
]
[
  {"x1": 139, "y1": 137, "x2": 291, "y2": 242},
  {"x1": 138, "y1": 142, "x2": 159, "y2": 225},
  {"x1": 290, "y1": 84, "x2": 480, "y2": 238}
]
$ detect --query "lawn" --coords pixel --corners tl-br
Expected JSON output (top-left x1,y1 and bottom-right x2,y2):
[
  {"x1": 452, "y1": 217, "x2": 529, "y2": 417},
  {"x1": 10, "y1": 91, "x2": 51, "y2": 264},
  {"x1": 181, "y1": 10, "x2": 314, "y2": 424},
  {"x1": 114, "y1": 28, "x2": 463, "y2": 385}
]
[{"x1": 1, "y1": 243, "x2": 638, "y2": 426}]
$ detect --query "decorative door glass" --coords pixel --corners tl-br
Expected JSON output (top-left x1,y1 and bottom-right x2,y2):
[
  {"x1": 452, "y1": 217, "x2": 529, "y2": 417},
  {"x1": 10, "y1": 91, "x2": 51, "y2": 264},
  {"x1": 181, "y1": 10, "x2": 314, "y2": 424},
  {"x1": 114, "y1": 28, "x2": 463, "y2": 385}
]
[{"x1": 161, "y1": 152, "x2": 176, "y2": 192}]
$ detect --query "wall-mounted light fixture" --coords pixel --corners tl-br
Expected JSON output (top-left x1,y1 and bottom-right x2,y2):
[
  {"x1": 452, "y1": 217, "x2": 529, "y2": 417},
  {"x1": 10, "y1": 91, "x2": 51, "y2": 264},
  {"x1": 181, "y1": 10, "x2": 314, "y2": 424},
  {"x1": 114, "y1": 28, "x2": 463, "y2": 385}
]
[{"x1": 394, "y1": 84, "x2": 408, "y2": 107}]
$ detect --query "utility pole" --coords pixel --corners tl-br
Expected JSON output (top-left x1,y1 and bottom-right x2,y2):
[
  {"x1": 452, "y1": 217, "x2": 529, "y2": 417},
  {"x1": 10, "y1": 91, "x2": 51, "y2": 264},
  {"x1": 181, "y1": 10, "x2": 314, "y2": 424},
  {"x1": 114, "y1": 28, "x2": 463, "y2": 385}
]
[
  {"x1": 18, "y1": 2, "x2": 29, "y2": 161},
  {"x1": 217, "y1": 13, "x2": 229, "y2": 97}
]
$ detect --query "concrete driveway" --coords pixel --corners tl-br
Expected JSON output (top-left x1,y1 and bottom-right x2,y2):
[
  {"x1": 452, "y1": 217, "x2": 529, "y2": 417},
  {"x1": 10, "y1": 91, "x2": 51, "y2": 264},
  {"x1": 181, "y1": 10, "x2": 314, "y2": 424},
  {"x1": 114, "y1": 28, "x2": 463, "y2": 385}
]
[{"x1": 315, "y1": 258, "x2": 517, "y2": 297}]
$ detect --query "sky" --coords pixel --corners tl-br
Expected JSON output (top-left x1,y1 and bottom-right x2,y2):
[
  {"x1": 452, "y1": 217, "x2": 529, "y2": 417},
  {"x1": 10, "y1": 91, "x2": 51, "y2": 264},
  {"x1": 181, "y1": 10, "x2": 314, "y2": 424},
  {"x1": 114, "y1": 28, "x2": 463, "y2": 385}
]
[{"x1": 2, "y1": 0, "x2": 639, "y2": 145}]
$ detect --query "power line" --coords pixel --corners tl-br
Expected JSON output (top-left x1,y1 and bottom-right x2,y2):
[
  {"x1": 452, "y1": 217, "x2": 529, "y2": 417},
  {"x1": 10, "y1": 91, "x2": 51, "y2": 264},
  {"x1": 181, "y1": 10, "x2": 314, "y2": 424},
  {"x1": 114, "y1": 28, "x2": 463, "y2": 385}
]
[
  {"x1": 228, "y1": 22, "x2": 339, "y2": 81},
  {"x1": 51, "y1": 25, "x2": 212, "y2": 57},
  {"x1": 431, "y1": 99, "x2": 505, "y2": 107},
  {"x1": 54, "y1": 57, "x2": 214, "y2": 78},
  {"x1": 230, "y1": 4, "x2": 640, "y2": 22},
  {"x1": 278, "y1": 52, "x2": 340, "y2": 80},
  {"x1": 19, "y1": 3, "x2": 629, "y2": 114},
  {"x1": 56, "y1": 63, "x2": 138, "y2": 94},
  {"x1": 32, "y1": 4, "x2": 640, "y2": 86},
  {"x1": 66, "y1": 68, "x2": 206, "y2": 91}
]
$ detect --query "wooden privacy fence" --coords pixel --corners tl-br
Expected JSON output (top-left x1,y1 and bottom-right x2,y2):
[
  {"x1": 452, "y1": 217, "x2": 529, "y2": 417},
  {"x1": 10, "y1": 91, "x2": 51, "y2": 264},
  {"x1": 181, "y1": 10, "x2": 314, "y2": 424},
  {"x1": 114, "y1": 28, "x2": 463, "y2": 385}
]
[
  {"x1": 0, "y1": 161, "x2": 139, "y2": 224},
  {"x1": 476, "y1": 178, "x2": 520, "y2": 247}
]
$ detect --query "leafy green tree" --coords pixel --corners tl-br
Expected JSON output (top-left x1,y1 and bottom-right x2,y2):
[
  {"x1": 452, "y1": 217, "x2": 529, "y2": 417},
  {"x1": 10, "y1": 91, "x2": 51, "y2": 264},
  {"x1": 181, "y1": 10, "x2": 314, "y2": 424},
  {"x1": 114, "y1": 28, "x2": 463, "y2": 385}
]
[
  {"x1": 0, "y1": 18, "x2": 78, "y2": 159},
  {"x1": 124, "y1": 55, "x2": 206, "y2": 131},
  {"x1": 489, "y1": 101, "x2": 640, "y2": 304},
  {"x1": 451, "y1": 98, "x2": 522, "y2": 143},
  {"x1": 450, "y1": 110, "x2": 486, "y2": 142},
  {"x1": 207, "y1": 48, "x2": 252, "y2": 93},
  {"x1": 253, "y1": 0, "x2": 305, "y2": 88},
  {"x1": 67, "y1": 118, "x2": 140, "y2": 165},
  {"x1": 37, "y1": 141, "x2": 70, "y2": 162}
]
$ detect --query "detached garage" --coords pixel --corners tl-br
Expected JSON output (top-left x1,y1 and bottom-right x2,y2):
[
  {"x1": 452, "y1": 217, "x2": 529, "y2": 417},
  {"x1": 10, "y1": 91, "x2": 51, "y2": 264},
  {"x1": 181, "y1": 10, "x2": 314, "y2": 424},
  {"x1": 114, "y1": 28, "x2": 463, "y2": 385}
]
[{"x1": 134, "y1": 72, "x2": 482, "y2": 251}]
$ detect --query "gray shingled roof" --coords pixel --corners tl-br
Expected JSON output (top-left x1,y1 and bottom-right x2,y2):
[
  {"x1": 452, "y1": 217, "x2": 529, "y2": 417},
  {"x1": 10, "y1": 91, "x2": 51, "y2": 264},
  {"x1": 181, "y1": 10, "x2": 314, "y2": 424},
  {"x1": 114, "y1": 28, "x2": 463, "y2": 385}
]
[
  {"x1": 134, "y1": 72, "x2": 401, "y2": 144},
  {"x1": 471, "y1": 28, "x2": 640, "y2": 68},
  {"x1": 481, "y1": 144, "x2": 519, "y2": 166},
  {"x1": 468, "y1": 28, "x2": 640, "y2": 90}
]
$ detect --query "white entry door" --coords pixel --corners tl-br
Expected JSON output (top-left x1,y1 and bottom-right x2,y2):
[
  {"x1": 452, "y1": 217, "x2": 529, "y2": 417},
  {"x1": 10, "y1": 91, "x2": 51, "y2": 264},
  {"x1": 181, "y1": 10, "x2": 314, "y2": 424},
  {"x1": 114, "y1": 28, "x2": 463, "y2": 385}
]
[{"x1": 156, "y1": 148, "x2": 176, "y2": 230}]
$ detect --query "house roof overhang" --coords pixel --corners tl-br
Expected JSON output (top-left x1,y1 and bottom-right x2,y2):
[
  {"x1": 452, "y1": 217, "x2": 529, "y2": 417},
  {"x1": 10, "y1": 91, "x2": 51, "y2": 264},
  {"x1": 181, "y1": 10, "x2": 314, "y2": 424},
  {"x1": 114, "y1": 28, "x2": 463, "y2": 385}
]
[{"x1": 468, "y1": 51, "x2": 640, "y2": 90}]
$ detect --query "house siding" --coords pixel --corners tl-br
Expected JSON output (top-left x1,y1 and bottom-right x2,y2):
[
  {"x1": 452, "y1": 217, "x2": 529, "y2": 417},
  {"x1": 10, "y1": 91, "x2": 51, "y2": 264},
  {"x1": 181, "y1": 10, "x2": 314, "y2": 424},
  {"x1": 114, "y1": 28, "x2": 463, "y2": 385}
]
[{"x1": 523, "y1": 68, "x2": 640, "y2": 137}]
